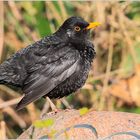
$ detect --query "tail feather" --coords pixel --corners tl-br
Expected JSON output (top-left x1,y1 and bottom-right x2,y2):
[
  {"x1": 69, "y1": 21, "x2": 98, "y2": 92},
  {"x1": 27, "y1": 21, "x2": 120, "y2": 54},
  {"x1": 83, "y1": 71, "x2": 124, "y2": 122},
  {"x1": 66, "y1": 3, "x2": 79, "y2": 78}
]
[
  {"x1": 16, "y1": 93, "x2": 40, "y2": 111},
  {"x1": 16, "y1": 95, "x2": 31, "y2": 111}
]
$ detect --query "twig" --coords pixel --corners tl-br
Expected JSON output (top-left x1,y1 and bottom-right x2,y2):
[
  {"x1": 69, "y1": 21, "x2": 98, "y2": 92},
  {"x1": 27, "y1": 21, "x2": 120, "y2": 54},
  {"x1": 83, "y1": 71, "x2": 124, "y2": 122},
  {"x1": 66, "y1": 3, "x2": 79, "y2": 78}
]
[
  {"x1": 0, "y1": 97, "x2": 22, "y2": 109},
  {"x1": 45, "y1": 4, "x2": 55, "y2": 33},
  {"x1": 8, "y1": 1, "x2": 22, "y2": 21},
  {"x1": 0, "y1": 98, "x2": 26, "y2": 128},
  {"x1": 0, "y1": 1, "x2": 4, "y2": 62},
  {"x1": 82, "y1": 83, "x2": 93, "y2": 90},
  {"x1": 46, "y1": 2, "x2": 63, "y2": 25},
  {"x1": 0, "y1": 121, "x2": 6, "y2": 140},
  {"x1": 26, "y1": 103, "x2": 39, "y2": 122},
  {"x1": 8, "y1": 1, "x2": 39, "y2": 42},
  {"x1": 99, "y1": 26, "x2": 114, "y2": 110},
  {"x1": 118, "y1": 8, "x2": 137, "y2": 72},
  {"x1": 0, "y1": 96, "x2": 38, "y2": 122},
  {"x1": 58, "y1": 1, "x2": 68, "y2": 20},
  {"x1": 0, "y1": 85, "x2": 20, "y2": 97},
  {"x1": 87, "y1": 69, "x2": 124, "y2": 83}
]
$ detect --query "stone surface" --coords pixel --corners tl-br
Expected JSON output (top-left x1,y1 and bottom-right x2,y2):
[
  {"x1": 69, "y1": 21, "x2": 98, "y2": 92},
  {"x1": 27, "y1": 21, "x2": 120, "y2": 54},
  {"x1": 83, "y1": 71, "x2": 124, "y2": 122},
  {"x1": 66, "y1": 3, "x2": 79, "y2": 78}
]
[{"x1": 18, "y1": 109, "x2": 140, "y2": 140}]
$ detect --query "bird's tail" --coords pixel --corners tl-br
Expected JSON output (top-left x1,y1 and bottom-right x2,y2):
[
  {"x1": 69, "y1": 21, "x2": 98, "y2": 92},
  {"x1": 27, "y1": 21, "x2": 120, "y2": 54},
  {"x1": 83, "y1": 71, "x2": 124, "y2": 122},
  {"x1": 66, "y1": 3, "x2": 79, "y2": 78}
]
[{"x1": 16, "y1": 93, "x2": 39, "y2": 111}]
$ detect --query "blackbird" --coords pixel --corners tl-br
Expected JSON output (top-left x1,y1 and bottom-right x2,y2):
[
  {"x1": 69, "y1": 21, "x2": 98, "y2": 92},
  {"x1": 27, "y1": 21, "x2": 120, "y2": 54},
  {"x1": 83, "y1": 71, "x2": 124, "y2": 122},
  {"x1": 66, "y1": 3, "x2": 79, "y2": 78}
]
[{"x1": 0, "y1": 17, "x2": 100, "y2": 110}]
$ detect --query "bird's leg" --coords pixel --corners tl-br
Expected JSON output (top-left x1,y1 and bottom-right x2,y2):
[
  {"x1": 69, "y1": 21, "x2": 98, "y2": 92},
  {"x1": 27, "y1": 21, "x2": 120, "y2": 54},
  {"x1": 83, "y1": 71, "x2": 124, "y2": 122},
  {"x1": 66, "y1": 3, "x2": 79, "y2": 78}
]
[
  {"x1": 46, "y1": 97, "x2": 57, "y2": 112},
  {"x1": 61, "y1": 98, "x2": 72, "y2": 109},
  {"x1": 40, "y1": 97, "x2": 58, "y2": 118},
  {"x1": 40, "y1": 100, "x2": 50, "y2": 118}
]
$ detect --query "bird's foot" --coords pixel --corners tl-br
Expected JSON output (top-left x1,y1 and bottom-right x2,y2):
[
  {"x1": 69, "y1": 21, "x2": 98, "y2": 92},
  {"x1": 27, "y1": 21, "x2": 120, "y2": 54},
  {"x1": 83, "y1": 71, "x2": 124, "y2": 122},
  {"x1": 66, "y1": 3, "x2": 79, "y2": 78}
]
[
  {"x1": 40, "y1": 97, "x2": 60, "y2": 118},
  {"x1": 47, "y1": 108, "x2": 61, "y2": 116},
  {"x1": 40, "y1": 108, "x2": 61, "y2": 118}
]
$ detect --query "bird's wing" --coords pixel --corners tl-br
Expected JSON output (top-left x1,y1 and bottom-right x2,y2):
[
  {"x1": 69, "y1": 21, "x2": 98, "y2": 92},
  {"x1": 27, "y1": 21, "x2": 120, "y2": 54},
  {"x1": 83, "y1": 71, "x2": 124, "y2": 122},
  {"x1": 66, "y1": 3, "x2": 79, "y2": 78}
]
[
  {"x1": 16, "y1": 48, "x2": 80, "y2": 110},
  {"x1": 0, "y1": 35, "x2": 65, "y2": 86}
]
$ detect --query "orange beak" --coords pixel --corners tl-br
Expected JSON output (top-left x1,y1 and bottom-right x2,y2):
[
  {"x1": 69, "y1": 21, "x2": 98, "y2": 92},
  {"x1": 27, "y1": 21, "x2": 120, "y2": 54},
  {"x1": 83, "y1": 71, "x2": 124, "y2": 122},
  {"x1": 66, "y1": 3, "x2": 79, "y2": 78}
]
[{"x1": 86, "y1": 22, "x2": 101, "y2": 30}]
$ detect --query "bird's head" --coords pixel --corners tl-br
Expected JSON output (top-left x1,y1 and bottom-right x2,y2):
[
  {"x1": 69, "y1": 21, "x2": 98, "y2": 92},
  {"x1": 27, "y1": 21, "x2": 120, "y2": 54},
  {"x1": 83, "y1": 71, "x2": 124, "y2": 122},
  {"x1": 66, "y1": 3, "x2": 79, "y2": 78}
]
[{"x1": 56, "y1": 16, "x2": 100, "y2": 44}]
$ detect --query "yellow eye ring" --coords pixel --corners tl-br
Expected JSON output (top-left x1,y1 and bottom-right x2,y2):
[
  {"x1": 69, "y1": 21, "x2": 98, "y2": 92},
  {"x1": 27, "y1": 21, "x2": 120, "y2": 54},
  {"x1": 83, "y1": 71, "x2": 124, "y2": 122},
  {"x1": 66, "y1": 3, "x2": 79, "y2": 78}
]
[{"x1": 74, "y1": 26, "x2": 81, "y2": 31}]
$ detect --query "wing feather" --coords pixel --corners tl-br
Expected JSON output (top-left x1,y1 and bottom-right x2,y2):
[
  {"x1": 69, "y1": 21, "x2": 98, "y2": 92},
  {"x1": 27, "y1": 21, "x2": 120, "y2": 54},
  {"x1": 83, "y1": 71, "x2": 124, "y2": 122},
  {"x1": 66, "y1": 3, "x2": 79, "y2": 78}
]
[{"x1": 16, "y1": 49, "x2": 80, "y2": 110}]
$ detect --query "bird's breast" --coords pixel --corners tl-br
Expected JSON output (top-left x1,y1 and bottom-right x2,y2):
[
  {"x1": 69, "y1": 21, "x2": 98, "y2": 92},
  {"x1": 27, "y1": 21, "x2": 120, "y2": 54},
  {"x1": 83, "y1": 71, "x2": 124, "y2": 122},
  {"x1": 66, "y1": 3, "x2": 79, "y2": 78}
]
[{"x1": 71, "y1": 41, "x2": 95, "y2": 63}]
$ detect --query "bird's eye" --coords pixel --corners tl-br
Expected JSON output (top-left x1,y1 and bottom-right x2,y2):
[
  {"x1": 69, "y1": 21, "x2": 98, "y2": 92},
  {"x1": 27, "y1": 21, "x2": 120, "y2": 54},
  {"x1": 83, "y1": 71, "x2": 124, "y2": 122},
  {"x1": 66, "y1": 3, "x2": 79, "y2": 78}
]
[{"x1": 74, "y1": 26, "x2": 81, "y2": 31}]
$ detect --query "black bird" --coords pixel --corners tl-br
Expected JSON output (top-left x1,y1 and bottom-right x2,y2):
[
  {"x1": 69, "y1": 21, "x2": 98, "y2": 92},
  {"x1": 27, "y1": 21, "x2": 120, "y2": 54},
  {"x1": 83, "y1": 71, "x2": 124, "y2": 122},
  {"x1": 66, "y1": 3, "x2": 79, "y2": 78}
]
[{"x1": 0, "y1": 17, "x2": 100, "y2": 110}]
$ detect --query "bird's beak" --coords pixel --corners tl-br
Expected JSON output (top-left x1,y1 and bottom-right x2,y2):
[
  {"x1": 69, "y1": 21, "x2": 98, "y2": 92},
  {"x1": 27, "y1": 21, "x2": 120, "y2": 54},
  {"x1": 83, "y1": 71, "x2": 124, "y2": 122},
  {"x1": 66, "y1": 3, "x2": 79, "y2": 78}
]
[{"x1": 86, "y1": 22, "x2": 101, "y2": 30}]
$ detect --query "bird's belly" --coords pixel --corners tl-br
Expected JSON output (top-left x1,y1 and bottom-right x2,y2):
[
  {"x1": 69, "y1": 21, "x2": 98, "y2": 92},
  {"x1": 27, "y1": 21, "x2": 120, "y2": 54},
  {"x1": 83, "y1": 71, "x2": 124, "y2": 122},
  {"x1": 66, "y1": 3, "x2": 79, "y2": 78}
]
[{"x1": 47, "y1": 62, "x2": 91, "y2": 99}]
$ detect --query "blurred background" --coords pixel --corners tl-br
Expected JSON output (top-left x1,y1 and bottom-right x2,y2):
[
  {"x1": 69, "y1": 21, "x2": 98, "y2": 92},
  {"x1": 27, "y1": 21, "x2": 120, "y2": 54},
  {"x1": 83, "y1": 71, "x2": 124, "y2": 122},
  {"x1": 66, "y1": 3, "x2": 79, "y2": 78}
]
[{"x1": 0, "y1": 1, "x2": 140, "y2": 139}]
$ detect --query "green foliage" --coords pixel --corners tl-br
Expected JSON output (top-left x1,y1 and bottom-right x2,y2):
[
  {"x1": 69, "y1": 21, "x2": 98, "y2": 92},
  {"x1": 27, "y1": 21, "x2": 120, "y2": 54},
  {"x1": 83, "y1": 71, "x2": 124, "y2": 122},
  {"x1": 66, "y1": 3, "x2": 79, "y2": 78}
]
[
  {"x1": 33, "y1": 119, "x2": 54, "y2": 128},
  {"x1": 79, "y1": 107, "x2": 89, "y2": 116},
  {"x1": 34, "y1": 2, "x2": 51, "y2": 37},
  {"x1": 127, "y1": 2, "x2": 140, "y2": 21},
  {"x1": 119, "y1": 107, "x2": 140, "y2": 114}
]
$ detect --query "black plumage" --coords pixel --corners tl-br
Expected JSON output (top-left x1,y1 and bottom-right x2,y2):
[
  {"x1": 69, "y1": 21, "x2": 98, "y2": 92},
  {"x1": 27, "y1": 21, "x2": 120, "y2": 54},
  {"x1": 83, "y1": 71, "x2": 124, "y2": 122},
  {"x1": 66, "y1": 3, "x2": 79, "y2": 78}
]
[{"x1": 0, "y1": 17, "x2": 96, "y2": 110}]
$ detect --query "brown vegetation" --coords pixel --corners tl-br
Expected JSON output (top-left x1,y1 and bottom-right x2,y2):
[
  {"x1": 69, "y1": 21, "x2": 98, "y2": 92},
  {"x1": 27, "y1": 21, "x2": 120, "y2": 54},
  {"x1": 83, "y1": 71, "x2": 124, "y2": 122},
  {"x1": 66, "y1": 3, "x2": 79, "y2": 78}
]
[{"x1": 0, "y1": 1, "x2": 140, "y2": 138}]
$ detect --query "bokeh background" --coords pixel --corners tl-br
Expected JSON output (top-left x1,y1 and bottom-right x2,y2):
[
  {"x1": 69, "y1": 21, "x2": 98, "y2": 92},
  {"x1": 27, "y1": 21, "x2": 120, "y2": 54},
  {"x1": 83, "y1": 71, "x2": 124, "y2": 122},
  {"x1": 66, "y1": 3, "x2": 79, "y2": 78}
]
[{"x1": 0, "y1": 1, "x2": 140, "y2": 139}]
